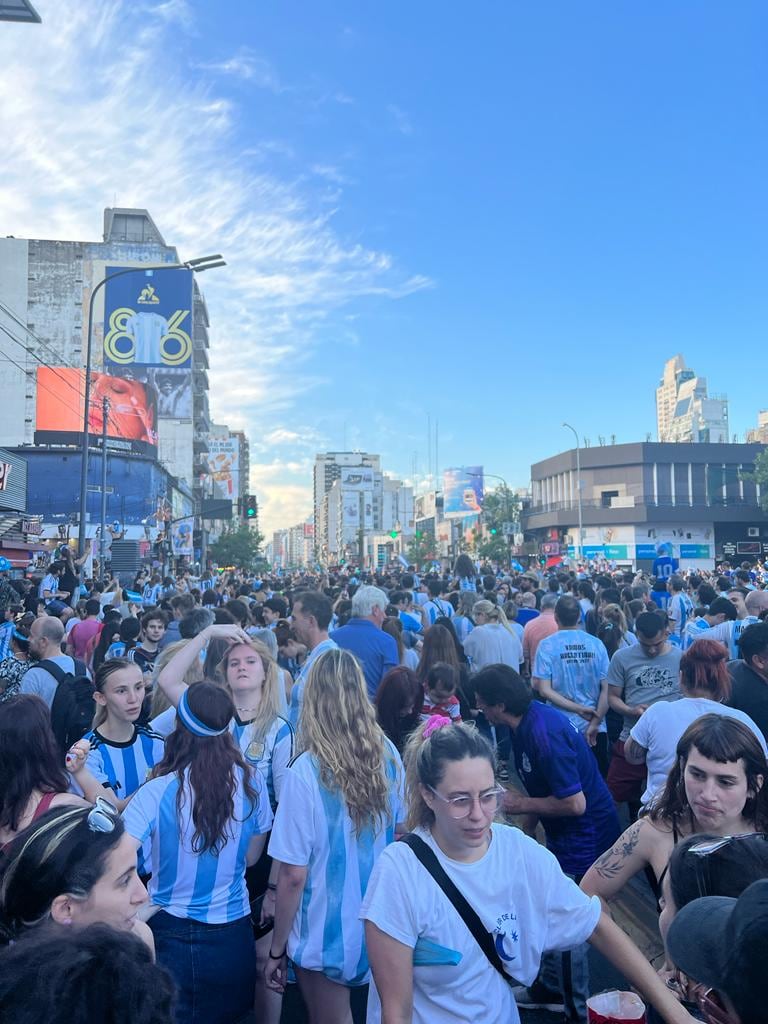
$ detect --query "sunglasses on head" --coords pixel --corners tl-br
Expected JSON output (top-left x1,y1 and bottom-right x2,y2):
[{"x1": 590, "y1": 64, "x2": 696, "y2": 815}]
[{"x1": 87, "y1": 797, "x2": 119, "y2": 834}]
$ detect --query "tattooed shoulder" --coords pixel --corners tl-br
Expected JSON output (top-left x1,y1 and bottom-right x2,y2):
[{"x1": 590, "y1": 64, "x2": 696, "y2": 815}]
[{"x1": 591, "y1": 821, "x2": 644, "y2": 880}]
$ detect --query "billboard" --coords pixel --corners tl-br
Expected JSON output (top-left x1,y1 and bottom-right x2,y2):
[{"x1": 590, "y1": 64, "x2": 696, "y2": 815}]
[
  {"x1": 103, "y1": 266, "x2": 194, "y2": 420},
  {"x1": 35, "y1": 368, "x2": 158, "y2": 456},
  {"x1": 339, "y1": 466, "x2": 374, "y2": 489},
  {"x1": 171, "y1": 518, "x2": 194, "y2": 557},
  {"x1": 206, "y1": 435, "x2": 240, "y2": 501},
  {"x1": 443, "y1": 466, "x2": 483, "y2": 518}
]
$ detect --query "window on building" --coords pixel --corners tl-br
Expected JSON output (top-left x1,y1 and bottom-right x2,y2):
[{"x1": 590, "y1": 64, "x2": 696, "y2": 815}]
[{"x1": 600, "y1": 490, "x2": 620, "y2": 508}]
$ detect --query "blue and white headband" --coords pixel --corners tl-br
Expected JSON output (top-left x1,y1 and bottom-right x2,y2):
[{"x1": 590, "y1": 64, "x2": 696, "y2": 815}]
[{"x1": 177, "y1": 689, "x2": 228, "y2": 738}]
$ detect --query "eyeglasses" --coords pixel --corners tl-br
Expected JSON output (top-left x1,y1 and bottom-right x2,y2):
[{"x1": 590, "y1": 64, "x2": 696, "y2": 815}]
[
  {"x1": 689, "y1": 833, "x2": 768, "y2": 857},
  {"x1": 87, "y1": 797, "x2": 119, "y2": 834},
  {"x1": 428, "y1": 785, "x2": 505, "y2": 819}
]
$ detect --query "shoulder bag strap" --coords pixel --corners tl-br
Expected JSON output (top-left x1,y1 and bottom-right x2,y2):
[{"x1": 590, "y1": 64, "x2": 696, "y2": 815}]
[
  {"x1": 36, "y1": 659, "x2": 67, "y2": 685},
  {"x1": 400, "y1": 833, "x2": 509, "y2": 982}
]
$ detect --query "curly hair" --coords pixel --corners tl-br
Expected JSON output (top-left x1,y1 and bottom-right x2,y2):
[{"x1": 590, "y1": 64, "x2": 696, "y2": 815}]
[
  {"x1": 299, "y1": 648, "x2": 398, "y2": 836},
  {"x1": 151, "y1": 683, "x2": 261, "y2": 854}
]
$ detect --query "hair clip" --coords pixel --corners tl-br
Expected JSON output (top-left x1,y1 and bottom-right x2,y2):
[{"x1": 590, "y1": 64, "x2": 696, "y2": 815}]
[{"x1": 423, "y1": 714, "x2": 452, "y2": 739}]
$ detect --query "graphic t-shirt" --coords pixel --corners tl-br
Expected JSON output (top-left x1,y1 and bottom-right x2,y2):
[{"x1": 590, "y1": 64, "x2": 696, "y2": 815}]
[
  {"x1": 606, "y1": 645, "x2": 682, "y2": 740},
  {"x1": 512, "y1": 702, "x2": 620, "y2": 875},
  {"x1": 361, "y1": 823, "x2": 601, "y2": 1024},
  {"x1": 533, "y1": 631, "x2": 610, "y2": 734}
]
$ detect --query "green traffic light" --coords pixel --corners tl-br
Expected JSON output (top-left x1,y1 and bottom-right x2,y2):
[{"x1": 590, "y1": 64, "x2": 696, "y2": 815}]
[
  {"x1": 390, "y1": 530, "x2": 398, "y2": 539},
  {"x1": 490, "y1": 528, "x2": 497, "y2": 535}
]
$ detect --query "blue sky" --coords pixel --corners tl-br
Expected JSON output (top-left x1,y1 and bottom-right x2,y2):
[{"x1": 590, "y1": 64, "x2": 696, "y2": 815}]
[{"x1": 1, "y1": 1, "x2": 766, "y2": 535}]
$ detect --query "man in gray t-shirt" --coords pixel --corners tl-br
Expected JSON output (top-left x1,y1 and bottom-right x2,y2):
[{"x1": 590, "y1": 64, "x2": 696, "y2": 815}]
[
  {"x1": 606, "y1": 611, "x2": 682, "y2": 812},
  {"x1": 20, "y1": 616, "x2": 75, "y2": 708}
]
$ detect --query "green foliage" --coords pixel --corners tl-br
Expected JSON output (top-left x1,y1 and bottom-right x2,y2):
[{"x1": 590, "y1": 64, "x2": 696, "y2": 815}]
[
  {"x1": 750, "y1": 450, "x2": 768, "y2": 512},
  {"x1": 406, "y1": 531, "x2": 435, "y2": 567},
  {"x1": 481, "y1": 485, "x2": 520, "y2": 532},
  {"x1": 477, "y1": 535, "x2": 510, "y2": 563},
  {"x1": 209, "y1": 525, "x2": 264, "y2": 569}
]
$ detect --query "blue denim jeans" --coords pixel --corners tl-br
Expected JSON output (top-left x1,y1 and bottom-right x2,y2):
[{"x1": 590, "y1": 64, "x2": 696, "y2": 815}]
[{"x1": 150, "y1": 910, "x2": 255, "y2": 1024}]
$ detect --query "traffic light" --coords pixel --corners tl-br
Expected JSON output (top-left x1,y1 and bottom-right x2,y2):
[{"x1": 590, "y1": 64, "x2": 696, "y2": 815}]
[
  {"x1": 244, "y1": 495, "x2": 257, "y2": 519},
  {"x1": 389, "y1": 530, "x2": 398, "y2": 539},
  {"x1": 415, "y1": 530, "x2": 422, "y2": 539},
  {"x1": 490, "y1": 527, "x2": 497, "y2": 535}
]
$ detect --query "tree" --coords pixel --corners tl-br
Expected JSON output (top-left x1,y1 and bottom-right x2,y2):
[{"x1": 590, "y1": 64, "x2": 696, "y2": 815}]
[
  {"x1": 406, "y1": 531, "x2": 435, "y2": 568},
  {"x1": 209, "y1": 525, "x2": 264, "y2": 569},
  {"x1": 477, "y1": 534, "x2": 510, "y2": 564},
  {"x1": 481, "y1": 485, "x2": 521, "y2": 534},
  {"x1": 750, "y1": 450, "x2": 768, "y2": 512}
]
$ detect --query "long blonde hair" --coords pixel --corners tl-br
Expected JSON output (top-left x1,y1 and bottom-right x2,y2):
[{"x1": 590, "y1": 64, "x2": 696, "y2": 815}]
[
  {"x1": 300, "y1": 648, "x2": 397, "y2": 836},
  {"x1": 215, "y1": 638, "x2": 282, "y2": 744},
  {"x1": 472, "y1": 599, "x2": 517, "y2": 637}
]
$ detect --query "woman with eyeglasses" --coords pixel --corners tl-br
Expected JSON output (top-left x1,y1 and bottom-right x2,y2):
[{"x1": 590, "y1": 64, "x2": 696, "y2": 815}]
[
  {"x1": 582, "y1": 715, "x2": 768, "y2": 906},
  {"x1": 361, "y1": 719, "x2": 697, "y2": 1024},
  {"x1": 123, "y1": 681, "x2": 273, "y2": 1024},
  {"x1": 0, "y1": 695, "x2": 89, "y2": 851},
  {"x1": 0, "y1": 802, "x2": 149, "y2": 947},
  {"x1": 264, "y1": 648, "x2": 405, "y2": 1024}
]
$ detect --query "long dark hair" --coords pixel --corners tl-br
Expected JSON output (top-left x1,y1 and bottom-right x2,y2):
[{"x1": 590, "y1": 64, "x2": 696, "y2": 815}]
[
  {"x1": 0, "y1": 695, "x2": 70, "y2": 833},
  {"x1": 375, "y1": 667, "x2": 422, "y2": 752},
  {"x1": 668, "y1": 831, "x2": 768, "y2": 912},
  {"x1": 91, "y1": 613, "x2": 122, "y2": 671},
  {"x1": 416, "y1": 624, "x2": 462, "y2": 684},
  {"x1": 151, "y1": 683, "x2": 260, "y2": 854},
  {"x1": 650, "y1": 715, "x2": 768, "y2": 830},
  {"x1": 0, "y1": 806, "x2": 126, "y2": 943}
]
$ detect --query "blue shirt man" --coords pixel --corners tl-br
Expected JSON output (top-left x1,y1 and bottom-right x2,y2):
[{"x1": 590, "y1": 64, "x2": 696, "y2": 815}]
[{"x1": 331, "y1": 585, "x2": 398, "y2": 699}]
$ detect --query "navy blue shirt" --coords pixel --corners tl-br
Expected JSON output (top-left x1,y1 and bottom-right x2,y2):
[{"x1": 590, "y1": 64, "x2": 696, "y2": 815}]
[
  {"x1": 330, "y1": 618, "x2": 398, "y2": 699},
  {"x1": 511, "y1": 701, "x2": 620, "y2": 876}
]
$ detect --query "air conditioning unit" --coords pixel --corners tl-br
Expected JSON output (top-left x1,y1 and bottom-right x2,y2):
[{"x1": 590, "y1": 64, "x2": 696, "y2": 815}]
[{"x1": 748, "y1": 527, "x2": 760, "y2": 538}]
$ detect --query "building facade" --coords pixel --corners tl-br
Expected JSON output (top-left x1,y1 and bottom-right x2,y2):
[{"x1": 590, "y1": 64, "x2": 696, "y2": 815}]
[
  {"x1": 524, "y1": 441, "x2": 768, "y2": 568},
  {"x1": 313, "y1": 451, "x2": 381, "y2": 561},
  {"x1": 655, "y1": 355, "x2": 728, "y2": 443}
]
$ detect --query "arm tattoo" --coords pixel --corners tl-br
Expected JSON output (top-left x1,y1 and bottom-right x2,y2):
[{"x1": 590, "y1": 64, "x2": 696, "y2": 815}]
[{"x1": 592, "y1": 822, "x2": 643, "y2": 880}]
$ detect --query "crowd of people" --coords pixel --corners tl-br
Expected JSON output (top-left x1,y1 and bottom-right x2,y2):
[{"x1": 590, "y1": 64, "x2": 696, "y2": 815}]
[{"x1": 1, "y1": 553, "x2": 767, "y2": 1023}]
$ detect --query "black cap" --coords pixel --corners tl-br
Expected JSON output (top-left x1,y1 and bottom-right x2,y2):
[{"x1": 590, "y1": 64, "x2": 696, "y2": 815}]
[{"x1": 666, "y1": 878, "x2": 768, "y2": 1020}]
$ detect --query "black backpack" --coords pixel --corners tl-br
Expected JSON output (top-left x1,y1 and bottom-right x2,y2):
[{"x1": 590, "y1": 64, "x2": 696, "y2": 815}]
[{"x1": 39, "y1": 659, "x2": 95, "y2": 754}]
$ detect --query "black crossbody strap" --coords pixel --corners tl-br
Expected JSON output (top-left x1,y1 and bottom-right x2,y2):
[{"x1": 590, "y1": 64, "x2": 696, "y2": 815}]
[{"x1": 400, "y1": 833, "x2": 509, "y2": 982}]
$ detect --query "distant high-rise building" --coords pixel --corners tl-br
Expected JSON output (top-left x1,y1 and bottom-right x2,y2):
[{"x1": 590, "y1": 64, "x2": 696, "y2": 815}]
[
  {"x1": 746, "y1": 411, "x2": 768, "y2": 445},
  {"x1": 655, "y1": 355, "x2": 728, "y2": 444},
  {"x1": 313, "y1": 451, "x2": 381, "y2": 559}
]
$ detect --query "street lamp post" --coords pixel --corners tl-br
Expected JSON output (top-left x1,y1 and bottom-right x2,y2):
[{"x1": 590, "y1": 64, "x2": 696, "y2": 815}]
[
  {"x1": 77, "y1": 255, "x2": 226, "y2": 558},
  {"x1": 562, "y1": 422, "x2": 583, "y2": 565}
]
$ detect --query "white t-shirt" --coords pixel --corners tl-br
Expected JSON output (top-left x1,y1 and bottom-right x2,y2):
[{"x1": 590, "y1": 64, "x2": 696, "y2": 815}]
[
  {"x1": 630, "y1": 697, "x2": 768, "y2": 805},
  {"x1": 268, "y1": 741, "x2": 406, "y2": 985},
  {"x1": 361, "y1": 823, "x2": 601, "y2": 1024},
  {"x1": 463, "y1": 623, "x2": 523, "y2": 672}
]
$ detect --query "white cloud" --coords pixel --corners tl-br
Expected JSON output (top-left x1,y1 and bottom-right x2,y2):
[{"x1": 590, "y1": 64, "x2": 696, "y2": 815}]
[
  {"x1": 0, "y1": 0, "x2": 430, "y2": 538},
  {"x1": 387, "y1": 103, "x2": 413, "y2": 136},
  {"x1": 196, "y1": 49, "x2": 284, "y2": 91}
]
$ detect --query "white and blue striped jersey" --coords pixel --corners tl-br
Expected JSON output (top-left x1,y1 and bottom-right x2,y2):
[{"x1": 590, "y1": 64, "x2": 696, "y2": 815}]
[
  {"x1": 123, "y1": 765, "x2": 272, "y2": 924},
  {"x1": 683, "y1": 616, "x2": 710, "y2": 650},
  {"x1": 0, "y1": 621, "x2": 13, "y2": 661},
  {"x1": 700, "y1": 617, "x2": 760, "y2": 660},
  {"x1": 288, "y1": 638, "x2": 338, "y2": 729},
  {"x1": 268, "y1": 740, "x2": 406, "y2": 985},
  {"x1": 83, "y1": 724, "x2": 165, "y2": 798},
  {"x1": 150, "y1": 706, "x2": 293, "y2": 810},
  {"x1": 669, "y1": 593, "x2": 694, "y2": 641},
  {"x1": 142, "y1": 583, "x2": 162, "y2": 606},
  {"x1": 423, "y1": 598, "x2": 453, "y2": 626}
]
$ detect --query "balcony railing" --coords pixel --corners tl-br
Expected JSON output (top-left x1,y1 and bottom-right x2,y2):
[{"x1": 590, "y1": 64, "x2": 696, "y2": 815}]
[{"x1": 526, "y1": 495, "x2": 761, "y2": 515}]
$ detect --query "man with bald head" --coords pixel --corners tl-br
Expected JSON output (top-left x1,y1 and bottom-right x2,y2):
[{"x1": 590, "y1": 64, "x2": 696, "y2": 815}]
[
  {"x1": 699, "y1": 588, "x2": 768, "y2": 660},
  {"x1": 20, "y1": 615, "x2": 76, "y2": 708}
]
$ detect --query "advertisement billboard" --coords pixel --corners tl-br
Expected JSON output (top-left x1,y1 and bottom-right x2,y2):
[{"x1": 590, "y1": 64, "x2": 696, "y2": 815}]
[
  {"x1": 171, "y1": 518, "x2": 194, "y2": 557},
  {"x1": 103, "y1": 266, "x2": 194, "y2": 420},
  {"x1": 443, "y1": 466, "x2": 483, "y2": 518},
  {"x1": 206, "y1": 436, "x2": 240, "y2": 501},
  {"x1": 339, "y1": 466, "x2": 374, "y2": 490},
  {"x1": 35, "y1": 368, "x2": 158, "y2": 456}
]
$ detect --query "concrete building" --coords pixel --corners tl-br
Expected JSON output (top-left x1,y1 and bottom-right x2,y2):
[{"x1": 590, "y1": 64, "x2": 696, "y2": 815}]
[
  {"x1": 746, "y1": 411, "x2": 768, "y2": 445},
  {"x1": 523, "y1": 441, "x2": 768, "y2": 568},
  {"x1": 0, "y1": 208, "x2": 213, "y2": 534},
  {"x1": 313, "y1": 451, "x2": 381, "y2": 560},
  {"x1": 655, "y1": 355, "x2": 728, "y2": 443}
]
